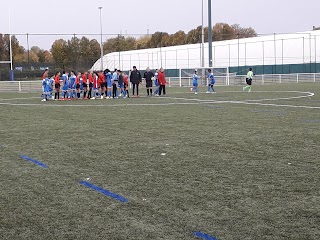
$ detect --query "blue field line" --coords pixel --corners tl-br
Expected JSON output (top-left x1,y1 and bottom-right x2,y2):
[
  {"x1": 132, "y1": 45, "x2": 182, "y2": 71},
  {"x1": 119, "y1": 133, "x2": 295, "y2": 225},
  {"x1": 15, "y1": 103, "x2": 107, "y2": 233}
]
[
  {"x1": 19, "y1": 155, "x2": 48, "y2": 169},
  {"x1": 304, "y1": 120, "x2": 320, "y2": 123},
  {"x1": 193, "y1": 231, "x2": 218, "y2": 240},
  {"x1": 79, "y1": 181, "x2": 128, "y2": 203}
]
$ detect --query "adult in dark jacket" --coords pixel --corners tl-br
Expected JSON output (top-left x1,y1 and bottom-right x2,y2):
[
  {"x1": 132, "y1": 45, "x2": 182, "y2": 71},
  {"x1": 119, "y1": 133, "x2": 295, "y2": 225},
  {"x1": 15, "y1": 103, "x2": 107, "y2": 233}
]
[
  {"x1": 144, "y1": 67, "x2": 154, "y2": 97},
  {"x1": 130, "y1": 66, "x2": 142, "y2": 97}
]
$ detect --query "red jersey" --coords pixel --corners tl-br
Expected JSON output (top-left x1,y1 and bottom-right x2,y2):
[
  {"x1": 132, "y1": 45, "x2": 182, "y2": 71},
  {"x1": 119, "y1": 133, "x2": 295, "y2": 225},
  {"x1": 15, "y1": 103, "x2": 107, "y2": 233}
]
[
  {"x1": 75, "y1": 76, "x2": 80, "y2": 85},
  {"x1": 158, "y1": 72, "x2": 166, "y2": 85},
  {"x1": 82, "y1": 74, "x2": 87, "y2": 84},
  {"x1": 54, "y1": 75, "x2": 60, "y2": 84},
  {"x1": 98, "y1": 73, "x2": 106, "y2": 84},
  {"x1": 88, "y1": 74, "x2": 93, "y2": 83},
  {"x1": 123, "y1": 75, "x2": 129, "y2": 86}
]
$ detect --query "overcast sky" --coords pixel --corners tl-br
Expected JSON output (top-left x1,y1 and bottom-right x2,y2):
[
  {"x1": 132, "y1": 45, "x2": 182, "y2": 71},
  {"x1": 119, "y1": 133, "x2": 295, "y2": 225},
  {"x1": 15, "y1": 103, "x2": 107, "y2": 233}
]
[{"x1": 0, "y1": 0, "x2": 319, "y2": 49}]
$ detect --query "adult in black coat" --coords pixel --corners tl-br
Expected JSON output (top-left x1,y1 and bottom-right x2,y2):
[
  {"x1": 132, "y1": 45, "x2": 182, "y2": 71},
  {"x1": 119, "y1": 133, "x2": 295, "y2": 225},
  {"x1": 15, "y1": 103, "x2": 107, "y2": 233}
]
[
  {"x1": 144, "y1": 67, "x2": 154, "y2": 97},
  {"x1": 130, "y1": 66, "x2": 142, "y2": 97}
]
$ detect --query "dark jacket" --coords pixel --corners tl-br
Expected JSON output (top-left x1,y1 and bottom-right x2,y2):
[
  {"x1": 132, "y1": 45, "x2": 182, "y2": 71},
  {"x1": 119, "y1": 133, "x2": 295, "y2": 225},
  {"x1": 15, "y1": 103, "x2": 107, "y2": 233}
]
[
  {"x1": 130, "y1": 70, "x2": 142, "y2": 84},
  {"x1": 118, "y1": 74, "x2": 124, "y2": 85},
  {"x1": 144, "y1": 71, "x2": 154, "y2": 82}
]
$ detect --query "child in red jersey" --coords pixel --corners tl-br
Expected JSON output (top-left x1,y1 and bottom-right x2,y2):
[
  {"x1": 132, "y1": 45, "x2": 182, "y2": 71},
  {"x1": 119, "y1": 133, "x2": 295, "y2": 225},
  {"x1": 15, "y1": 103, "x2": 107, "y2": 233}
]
[
  {"x1": 54, "y1": 71, "x2": 61, "y2": 100},
  {"x1": 82, "y1": 72, "x2": 88, "y2": 99},
  {"x1": 75, "y1": 72, "x2": 81, "y2": 99},
  {"x1": 98, "y1": 71, "x2": 106, "y2": 99},
  {"x1": 87, "y1": 70, "x2": 93, "y2": 99},
  {"x1": 91, "y1": 72, "x2": 100, "y2": 100},
  {"x1": 123, "y1": 72, "x2": 129, "y2": 98}
]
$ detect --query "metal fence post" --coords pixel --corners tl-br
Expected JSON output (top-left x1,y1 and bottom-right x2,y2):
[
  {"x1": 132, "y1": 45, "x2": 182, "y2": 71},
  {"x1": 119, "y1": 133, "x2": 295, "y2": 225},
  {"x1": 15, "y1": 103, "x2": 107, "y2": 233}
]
[
  {"x1": 279, "y1": 74, "x2": 282, "y2": 83},
  {"x1": 297, "y1": 74, "x2": 299, "y2": 83},
  {"x1": 179, "y1": 68, "x2": 182, "y2": 87},
  {"x1": 19, "y1": 81, "x2": 22, "y2": 92}
]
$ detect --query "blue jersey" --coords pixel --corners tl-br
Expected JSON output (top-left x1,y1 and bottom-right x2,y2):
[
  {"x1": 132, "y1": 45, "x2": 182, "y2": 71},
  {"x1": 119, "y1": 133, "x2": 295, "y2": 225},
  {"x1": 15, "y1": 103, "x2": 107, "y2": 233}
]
[
  {"x1": 209, "y1": 73, "x2": 215, "y2": 84},
  {"x1": 42, "y1": 78, "x2": 50, "y2": 93},
  {"x1": 69, "y1": 75, "x2": 76, "y2": 88},
  {"x1": 154, "y1": 72, "x2": 159, "y2": 86},
  {"x1": 48, "y1": 78, "x2": 54, "y2": 91},
  {"x1": 193, "y1": 74, "x2": 198, "y2": 86},
  {"x1": 62, "y1": 74, "x2": 69, "y2": 90},
  {"x1": 106, "y1": 72, "x2": 112, "y2": 86},
  {"x1": 112, "y1": 72, "x2": 118, "y2": 81}
]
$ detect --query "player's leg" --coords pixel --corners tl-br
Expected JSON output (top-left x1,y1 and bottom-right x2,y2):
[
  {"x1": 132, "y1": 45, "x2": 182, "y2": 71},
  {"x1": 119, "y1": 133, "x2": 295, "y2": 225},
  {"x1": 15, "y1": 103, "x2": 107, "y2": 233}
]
[{"x1": 206, "y1": 84, "x2": 211, "y2": 93}]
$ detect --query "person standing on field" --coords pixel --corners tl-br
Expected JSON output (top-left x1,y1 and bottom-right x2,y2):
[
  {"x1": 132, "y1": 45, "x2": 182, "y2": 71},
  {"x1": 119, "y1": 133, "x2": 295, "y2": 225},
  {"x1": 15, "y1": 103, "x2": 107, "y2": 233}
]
[
  {"x1": 158, "y1": 68, "x2": 167, "y2": 96},
  {"x1": 243, "y1": 68, "x2": 254, "y2": 92},
  {"x1": 144, "y1": 67, "x2": 154, "y2": 97},
  {"x1": 130, "y1": 66, "x2": 142, "y2": 97},
  {"x1": 54, "y1": 71, "x2": 61, "y2": 100}
]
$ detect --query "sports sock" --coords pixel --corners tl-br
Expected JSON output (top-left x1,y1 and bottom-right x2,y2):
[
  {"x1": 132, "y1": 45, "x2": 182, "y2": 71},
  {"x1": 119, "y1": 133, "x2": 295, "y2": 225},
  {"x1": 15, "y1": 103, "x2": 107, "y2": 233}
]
[{"x1": 147, "y1": 89, "x2": 150, "y2": 96}]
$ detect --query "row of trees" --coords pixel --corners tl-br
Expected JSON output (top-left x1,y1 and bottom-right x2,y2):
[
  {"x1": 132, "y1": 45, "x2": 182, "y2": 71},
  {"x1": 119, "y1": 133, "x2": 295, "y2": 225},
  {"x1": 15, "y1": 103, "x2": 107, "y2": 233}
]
[{"x1": 1, "y1": 23, "x2": 257, "y2": 70}]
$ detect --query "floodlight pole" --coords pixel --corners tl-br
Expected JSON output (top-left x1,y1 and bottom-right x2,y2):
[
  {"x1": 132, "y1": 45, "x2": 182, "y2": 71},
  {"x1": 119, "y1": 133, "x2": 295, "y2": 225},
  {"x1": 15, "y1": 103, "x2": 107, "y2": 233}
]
[
  {"x1": 98, "y1": 7, "x2": 104, "y2": 71},
  {"x1": 208, "y1": 0, "x2": 213, "y2": 67},
  {"x1": 9, "y1": 11, "x2": 13, "y2": 71},
  {"x1": 201, "y1": 0, "x2": 205, "y2": 68}
]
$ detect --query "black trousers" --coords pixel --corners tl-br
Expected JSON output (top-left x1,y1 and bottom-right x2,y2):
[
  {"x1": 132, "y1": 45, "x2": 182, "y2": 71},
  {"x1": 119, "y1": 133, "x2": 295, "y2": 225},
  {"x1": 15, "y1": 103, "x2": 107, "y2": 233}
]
[
  {"x1": 159, "y1": 85, "x2": 166, "y2": 95},
  {"x1": 132, "y1": 83, "x2": 139, "y2": 96},
  {"x1": 112, "y1": 84, "x2": 117, "y2": 98}
]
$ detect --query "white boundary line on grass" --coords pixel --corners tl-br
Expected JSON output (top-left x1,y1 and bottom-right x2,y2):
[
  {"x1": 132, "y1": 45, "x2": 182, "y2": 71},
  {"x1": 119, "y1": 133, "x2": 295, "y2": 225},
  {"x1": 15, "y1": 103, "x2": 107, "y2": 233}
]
[{"x1": 0, "y1": 91, "x2": 318, "y2": 109}]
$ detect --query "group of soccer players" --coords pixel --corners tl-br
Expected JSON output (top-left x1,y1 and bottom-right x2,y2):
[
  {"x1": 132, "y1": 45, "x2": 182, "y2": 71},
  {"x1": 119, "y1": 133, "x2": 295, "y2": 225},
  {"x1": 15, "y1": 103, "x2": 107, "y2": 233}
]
[
  {"x1": 41, "y1": 67, "x2": 253, "y2": 101},
  {"x1": 41, "y1": 66, "x2": 169, "y2": 101},
  {"x1": 42, "y1": 68, "x2": 132, "y2": 101}
]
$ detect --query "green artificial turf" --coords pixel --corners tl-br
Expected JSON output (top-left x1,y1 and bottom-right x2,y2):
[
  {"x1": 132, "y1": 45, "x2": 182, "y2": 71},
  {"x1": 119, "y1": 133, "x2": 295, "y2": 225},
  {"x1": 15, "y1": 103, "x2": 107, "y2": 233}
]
[{"x1": 0, "y1": 83, "x2": 319, "y2": 240}]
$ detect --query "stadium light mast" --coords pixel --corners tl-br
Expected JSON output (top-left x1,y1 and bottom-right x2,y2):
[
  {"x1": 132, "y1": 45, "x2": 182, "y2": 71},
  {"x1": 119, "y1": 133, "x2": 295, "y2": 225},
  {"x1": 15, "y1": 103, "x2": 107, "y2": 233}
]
[
  {"x1": 98, "y1": 7, "x2": 104, "y2": 71},
  {"x1": 201, "y1": 0, "x2": 205, "y2": 68},
  {"x1": 208, "y1": 0, "x2": 213, "y2": 67}
]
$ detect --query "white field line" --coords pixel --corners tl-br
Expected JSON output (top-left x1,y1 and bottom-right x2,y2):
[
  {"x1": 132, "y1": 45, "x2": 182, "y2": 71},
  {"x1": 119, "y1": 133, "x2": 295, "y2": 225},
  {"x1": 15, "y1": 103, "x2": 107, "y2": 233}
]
[{"x1": 0, "y1": 91, "x2": 318, "y2": 109}]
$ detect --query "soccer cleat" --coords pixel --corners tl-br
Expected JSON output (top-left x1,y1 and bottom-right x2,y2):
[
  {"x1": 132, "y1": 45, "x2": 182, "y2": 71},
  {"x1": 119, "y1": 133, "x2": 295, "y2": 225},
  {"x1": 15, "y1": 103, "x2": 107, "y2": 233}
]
[
  {"x1": 106, "y1": 96, "x2": 110, "y2": 99},
  {"x1": 119, "y1": 94, "x2": 122, "y2": 97},
  {"x1": 248, "y1": 89, "x2": 252, "y2": 93},
  {"x1": 52, "y1": 96, "x2": 55, "y2": 100},
  {"x1": 41, "y1": 99, "x2": 46, "y2": 102},
  {"x1": 206, "y1": 91, "x2": 210, "y2": 93},
  {"x1": 123, "y1": 96, "x2": 127, "y2": 99},
  {"x1": 91, "y1": 97, "x2": 96, "y2": 100},
  {"x1": 212, "y1": 92, "x2": 216, "y2": 94},
  {"x1": 100, "y1": 95, "x2": 104, "y2": 99},
  {"x1": 195, "y1": 92, "x2": 198, "y2": 95}
]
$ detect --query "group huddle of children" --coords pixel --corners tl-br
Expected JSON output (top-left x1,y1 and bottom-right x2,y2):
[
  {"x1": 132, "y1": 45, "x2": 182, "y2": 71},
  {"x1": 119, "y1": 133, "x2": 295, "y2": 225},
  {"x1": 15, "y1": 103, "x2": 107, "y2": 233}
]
[{"x1": 41, "y1": 69, "x2": 133, "y2": 101}]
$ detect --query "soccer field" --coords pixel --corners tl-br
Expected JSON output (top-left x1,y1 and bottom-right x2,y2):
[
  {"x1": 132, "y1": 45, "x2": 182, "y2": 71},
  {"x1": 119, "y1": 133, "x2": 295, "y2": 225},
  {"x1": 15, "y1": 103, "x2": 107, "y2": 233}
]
[{"x1": 0, "y1": 83, "x2": 320, "y2": 240}]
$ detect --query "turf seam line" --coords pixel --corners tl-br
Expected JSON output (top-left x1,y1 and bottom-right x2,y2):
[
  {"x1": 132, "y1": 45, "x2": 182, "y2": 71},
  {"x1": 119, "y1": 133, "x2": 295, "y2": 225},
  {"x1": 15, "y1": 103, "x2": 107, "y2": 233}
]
[
  {"x1": 19, "y1": 155, "x2": 48, "y2": 169},
  {"x1": 79, "y1": 181, "x2": 128, "y2": 203}
]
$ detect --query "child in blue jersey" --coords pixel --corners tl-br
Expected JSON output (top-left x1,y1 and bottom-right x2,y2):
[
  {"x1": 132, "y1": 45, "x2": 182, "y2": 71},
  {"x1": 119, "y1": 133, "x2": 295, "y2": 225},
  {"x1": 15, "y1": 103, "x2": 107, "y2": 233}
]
[
  {"x1": 104, "y1": 69, "x2": 112, "y2": 99},
  {"x1": 154, "y1": 69, "x2": 159, "y2": 96},
  {"x1": 41, "y1": 78, "x2": 51, "y2": 101},
  {"x1": 69, "y1": 71, "x2": 77, "y2": 99},
  {"x1": 191, "y1": 70, "x2": 199, "y2": 94},
  {"x1": 48, "y1": 76, "x2": 54, "y2": 100},
  {"x1": 206, "y1": 69, "x2": 216, "y2": 93},
  {"x1": 61, "y1": 71, "x2": 69, "y2": 99}
]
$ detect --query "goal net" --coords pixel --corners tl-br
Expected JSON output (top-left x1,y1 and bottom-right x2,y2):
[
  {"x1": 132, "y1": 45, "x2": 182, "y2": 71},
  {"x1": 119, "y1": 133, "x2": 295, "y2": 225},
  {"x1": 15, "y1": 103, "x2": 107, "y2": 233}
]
[{"x1": 178, "y1": 67, "x2": 232, "y2": 87}]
